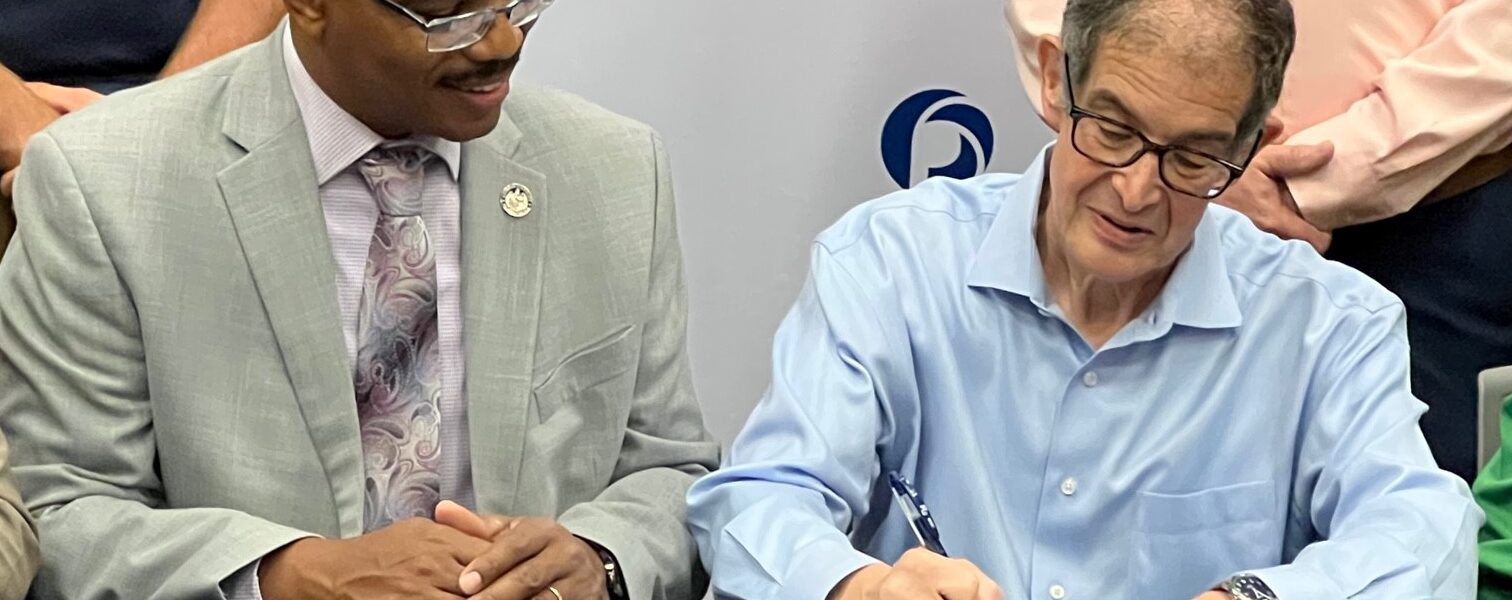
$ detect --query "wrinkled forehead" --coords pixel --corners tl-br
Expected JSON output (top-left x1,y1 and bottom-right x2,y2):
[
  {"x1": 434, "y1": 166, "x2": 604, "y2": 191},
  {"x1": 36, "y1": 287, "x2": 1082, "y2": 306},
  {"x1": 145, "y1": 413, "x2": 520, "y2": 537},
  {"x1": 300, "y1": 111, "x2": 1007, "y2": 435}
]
[{"x1": 1077, "y1": 35, "x2": 1257, "y2": 158}]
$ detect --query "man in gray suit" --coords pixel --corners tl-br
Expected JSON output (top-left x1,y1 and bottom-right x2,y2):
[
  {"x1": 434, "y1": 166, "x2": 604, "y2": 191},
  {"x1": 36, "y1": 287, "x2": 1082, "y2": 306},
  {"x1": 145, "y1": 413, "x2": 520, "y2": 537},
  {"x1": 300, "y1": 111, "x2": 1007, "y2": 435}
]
[{"x1": 0, "y1": 0, "x2": 719, "y2": 597}]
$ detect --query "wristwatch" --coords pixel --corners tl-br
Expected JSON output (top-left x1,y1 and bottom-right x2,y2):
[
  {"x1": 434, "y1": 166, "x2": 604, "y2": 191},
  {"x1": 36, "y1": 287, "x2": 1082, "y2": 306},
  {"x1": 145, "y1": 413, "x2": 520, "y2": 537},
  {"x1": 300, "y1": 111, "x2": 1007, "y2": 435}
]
[
  {"x1": 577, "y1": 536, "x2": 629, "y2": 600},
  {"x1": 1219, "y1": 574, "x2": 1278, "y2": 600}
]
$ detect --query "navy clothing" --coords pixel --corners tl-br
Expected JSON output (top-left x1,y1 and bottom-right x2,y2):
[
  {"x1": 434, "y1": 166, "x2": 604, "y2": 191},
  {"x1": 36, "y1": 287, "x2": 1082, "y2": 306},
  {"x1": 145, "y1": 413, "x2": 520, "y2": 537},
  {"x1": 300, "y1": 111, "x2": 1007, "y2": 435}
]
[
  {"x1": 0, "y1": 0, "x2": 199, "y2": 93},
  {"x1": 1329, "y1": 168, "x2": 1512, "y2": 483}
]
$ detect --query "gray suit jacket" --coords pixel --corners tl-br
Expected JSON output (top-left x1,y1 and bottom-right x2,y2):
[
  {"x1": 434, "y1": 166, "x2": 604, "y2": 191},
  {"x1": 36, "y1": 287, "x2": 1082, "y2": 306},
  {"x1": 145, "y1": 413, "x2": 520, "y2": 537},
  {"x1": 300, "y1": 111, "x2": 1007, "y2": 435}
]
[{"x1": 0, "y1": 32, "x2": 718, "y2": 600}]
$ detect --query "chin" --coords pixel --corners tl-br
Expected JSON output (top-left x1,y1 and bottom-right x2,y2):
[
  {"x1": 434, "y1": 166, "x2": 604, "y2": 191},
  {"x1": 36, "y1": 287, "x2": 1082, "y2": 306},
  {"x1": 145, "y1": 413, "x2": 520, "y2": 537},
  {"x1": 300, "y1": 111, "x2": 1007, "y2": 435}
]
[
  {"x1": 433, "y1": 110, "x2": 505, "y2": 143},
  {"x1": 1068, "y1": 241, "x2": 1162, "y2": 285}
]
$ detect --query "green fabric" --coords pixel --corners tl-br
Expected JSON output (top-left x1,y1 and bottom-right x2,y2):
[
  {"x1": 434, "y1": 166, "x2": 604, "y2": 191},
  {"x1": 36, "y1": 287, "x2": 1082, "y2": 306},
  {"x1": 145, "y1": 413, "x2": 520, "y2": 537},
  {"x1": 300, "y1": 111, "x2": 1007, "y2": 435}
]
[{"x1": 1474, "y1": 393, "x2": 1512, "y2": 599}]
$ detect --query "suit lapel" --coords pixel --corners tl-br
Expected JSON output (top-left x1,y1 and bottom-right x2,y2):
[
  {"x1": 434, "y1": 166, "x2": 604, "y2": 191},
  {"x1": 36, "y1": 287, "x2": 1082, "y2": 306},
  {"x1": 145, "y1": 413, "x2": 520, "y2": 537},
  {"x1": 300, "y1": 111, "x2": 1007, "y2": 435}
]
[
  {"x1": 216, "y1": 32, "x2": 364, "y2": 537},
  {"x1": 459, "y1": 112, "x2": 550, "y2": 514}
]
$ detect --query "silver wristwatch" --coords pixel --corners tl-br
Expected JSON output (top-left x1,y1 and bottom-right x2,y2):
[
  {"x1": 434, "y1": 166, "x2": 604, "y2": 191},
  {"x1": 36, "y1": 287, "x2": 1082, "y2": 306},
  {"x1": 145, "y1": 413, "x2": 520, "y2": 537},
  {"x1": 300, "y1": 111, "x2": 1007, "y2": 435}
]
[{"x1": 1220, "y1": 574, "x2": 1278, "y2": 600}]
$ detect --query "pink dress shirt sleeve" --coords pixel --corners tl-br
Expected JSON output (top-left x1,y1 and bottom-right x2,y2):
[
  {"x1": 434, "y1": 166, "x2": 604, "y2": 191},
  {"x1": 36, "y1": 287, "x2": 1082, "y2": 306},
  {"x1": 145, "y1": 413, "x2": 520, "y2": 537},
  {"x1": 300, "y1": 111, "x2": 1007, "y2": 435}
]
[{"x1": 1285, "y1": 0, "x2": 1512, "y2": 229}]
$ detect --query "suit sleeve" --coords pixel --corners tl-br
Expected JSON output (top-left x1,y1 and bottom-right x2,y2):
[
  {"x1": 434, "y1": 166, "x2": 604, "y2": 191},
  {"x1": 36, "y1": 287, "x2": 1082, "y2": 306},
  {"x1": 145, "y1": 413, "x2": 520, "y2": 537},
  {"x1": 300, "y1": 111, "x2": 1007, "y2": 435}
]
[
  {"x1": 0, "y1": 132, "x2": 310, "y2": 600},
  {"x1": 555, "y1": 131, "x2": 721, "y2": 600},
  {"x1": 0, "y1": 430, "x2": 39, "y2": 600}
]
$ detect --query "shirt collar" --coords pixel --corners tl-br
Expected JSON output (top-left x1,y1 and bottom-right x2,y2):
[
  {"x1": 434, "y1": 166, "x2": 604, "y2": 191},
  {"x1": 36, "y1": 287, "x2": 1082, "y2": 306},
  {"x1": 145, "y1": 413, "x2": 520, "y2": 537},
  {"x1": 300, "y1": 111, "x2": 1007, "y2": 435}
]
[
  {"x1": 966, "y1": 143, "x2": 1242, "y2": 331},
  {"x1": 282, "y1": 27, "x2": 461, "y2": 185}
]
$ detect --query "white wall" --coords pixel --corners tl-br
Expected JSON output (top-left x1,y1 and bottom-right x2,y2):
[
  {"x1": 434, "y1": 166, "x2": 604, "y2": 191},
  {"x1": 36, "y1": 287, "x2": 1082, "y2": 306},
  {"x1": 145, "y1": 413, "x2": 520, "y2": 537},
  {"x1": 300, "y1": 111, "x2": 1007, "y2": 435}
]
[{"x1": 517, "y1": 0, "x2": 1054, "y2": 446}]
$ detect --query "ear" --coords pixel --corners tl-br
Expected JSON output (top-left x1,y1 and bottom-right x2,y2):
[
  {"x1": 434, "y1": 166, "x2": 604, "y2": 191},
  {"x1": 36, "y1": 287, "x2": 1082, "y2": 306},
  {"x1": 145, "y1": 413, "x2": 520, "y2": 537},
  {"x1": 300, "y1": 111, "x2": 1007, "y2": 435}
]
[
  {"x1": 1259, "y1": 113, "x2": 1286, "y2": 146},
  {"x1": 1037, "y1": 36, "x2": 1068, "y2": 133},
  {"x1": 283, "y1": 0, "x2": 328, "y2": 38}
]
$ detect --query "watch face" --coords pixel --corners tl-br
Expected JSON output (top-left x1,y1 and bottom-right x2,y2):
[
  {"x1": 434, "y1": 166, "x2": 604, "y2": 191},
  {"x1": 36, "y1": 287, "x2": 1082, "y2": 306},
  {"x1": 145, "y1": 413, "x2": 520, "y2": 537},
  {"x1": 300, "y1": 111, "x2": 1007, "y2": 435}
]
[{"x1": 1230, "y1": 575, "x2": 1277, "y2": 600}]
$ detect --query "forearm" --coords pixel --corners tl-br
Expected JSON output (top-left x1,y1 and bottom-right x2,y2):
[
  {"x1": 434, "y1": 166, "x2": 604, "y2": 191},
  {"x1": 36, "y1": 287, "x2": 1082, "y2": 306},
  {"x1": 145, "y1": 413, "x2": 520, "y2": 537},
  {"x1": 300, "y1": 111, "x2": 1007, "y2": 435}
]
[
  {"x1": 1252, "y1": 493, "x2": 1479, "y2": 598},
  {"x1": 0, "y1": 66, "x2": 57, "y2": 170},
  {"x1": 687, "y1": 473, "x2": 881, "y2": 600},
  {"x1": 159, "y1": 0, "x2": 285, "y2": 78},
  {"x1": 1285, "y1": 0, "x2": 1512, "y2": 228}
]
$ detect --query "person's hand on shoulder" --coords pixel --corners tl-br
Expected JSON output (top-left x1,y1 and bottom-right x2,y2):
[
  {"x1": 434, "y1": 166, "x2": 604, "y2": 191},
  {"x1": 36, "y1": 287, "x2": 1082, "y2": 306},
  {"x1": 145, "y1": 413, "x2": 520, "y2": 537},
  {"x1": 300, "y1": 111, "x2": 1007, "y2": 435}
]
[
  {"x1": 24, "y1": 82, "x2": 104, "y2": 115},
  {"x1": 1214, "y1": 116, "x2": 1335, "y2": 253}
]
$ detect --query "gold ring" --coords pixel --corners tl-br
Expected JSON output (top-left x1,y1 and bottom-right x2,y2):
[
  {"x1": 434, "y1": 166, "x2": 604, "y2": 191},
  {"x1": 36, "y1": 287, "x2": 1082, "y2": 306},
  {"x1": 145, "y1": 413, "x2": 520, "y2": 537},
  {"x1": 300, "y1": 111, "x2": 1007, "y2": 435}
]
[{"x1": 547, "y1": 586, "x2": 564, "y2": 600}]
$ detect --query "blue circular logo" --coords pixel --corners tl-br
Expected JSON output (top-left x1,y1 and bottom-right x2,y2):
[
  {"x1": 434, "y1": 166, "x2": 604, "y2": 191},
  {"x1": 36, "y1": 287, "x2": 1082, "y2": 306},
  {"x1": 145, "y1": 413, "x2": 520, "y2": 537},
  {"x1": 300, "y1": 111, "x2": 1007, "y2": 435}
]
[{"x1": 881, "y1": 89, "x2": 996, "y2": 189}]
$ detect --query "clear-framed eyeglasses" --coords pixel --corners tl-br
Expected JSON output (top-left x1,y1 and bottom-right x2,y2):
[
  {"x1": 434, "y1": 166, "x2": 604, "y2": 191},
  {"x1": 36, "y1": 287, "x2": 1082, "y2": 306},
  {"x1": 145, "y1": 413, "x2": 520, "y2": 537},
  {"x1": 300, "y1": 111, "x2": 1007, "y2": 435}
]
[{"x1": 374, "y1": 0, "x2": 555, "y2": 53}]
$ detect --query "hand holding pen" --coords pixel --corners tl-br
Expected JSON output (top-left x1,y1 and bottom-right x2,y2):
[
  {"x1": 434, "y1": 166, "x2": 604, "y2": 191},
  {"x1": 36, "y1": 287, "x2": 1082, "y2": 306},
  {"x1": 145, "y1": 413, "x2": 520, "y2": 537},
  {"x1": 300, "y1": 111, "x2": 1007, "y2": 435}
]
[
  {"x1": 827, "y1": 473, "x2": 1003, "y2": 600},
  {"x1": 889, "y1": 472, "x2": 949, "y2": 556}
]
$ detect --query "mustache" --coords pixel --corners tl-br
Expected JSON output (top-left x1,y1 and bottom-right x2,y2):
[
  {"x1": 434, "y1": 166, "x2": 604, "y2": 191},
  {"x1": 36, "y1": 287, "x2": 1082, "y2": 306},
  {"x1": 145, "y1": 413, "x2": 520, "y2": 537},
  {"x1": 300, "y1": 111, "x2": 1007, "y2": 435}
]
[{"x1": 440, "y1": 57, "x2": 517, "y2": 86}]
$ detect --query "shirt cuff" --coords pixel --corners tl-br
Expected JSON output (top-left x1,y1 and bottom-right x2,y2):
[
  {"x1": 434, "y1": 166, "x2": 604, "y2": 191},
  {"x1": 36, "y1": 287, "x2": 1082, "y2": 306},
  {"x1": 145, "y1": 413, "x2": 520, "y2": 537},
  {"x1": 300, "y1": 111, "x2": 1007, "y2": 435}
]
[
  {"x1": 774, "y1": 536, "x2": 881, "y2": 600},
  {"x1": 221, "y1": 559, "x2": 264, "y2": 600},
  {"x1": 1242, "y1": 564, "x2": 1347, "y2": 599}
]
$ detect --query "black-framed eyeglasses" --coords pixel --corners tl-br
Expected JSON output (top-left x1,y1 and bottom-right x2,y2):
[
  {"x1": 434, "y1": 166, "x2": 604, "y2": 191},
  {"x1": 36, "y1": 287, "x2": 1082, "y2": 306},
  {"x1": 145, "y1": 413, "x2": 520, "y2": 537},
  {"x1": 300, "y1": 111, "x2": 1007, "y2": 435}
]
[
  {"x1": 1062, "y1": 55, "x2": 1260, "y2": 200},
  {"x1": 374, "y1": 0, "x2": 554, "y2": 53}
]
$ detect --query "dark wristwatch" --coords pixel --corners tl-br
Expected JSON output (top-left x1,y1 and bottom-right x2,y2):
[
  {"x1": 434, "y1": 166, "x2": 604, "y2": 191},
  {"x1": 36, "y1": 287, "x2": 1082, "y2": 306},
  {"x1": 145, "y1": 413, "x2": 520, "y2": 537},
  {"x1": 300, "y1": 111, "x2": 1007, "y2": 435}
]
[
  {"x1": 1219, "y1": 574, "x2": 1277, "y2": 600},
  {"x1": 577, "y1": 536, "x2": 629, "y2": 600}
]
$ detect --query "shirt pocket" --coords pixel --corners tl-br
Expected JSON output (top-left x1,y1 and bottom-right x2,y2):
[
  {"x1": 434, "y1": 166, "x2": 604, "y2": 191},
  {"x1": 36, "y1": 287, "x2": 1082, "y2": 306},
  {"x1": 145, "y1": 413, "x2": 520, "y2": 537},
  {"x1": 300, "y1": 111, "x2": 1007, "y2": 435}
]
[{"x1": 1129, "y1": 480, "x2": 1278, "y2": 598}]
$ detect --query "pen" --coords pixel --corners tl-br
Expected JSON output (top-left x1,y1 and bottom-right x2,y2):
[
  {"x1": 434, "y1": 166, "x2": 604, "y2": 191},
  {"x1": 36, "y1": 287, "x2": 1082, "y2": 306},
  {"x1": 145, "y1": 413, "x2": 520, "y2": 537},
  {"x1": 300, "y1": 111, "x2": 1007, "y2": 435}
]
[{"x1": 888, "y1": 471, "x2": 949, "y2": 556}]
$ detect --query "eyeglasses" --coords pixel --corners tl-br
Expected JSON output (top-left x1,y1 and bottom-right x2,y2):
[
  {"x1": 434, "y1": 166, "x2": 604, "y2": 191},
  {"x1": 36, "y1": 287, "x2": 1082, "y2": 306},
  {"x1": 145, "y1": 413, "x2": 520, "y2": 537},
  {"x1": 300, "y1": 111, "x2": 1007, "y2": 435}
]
[
  {"x1": 374, "y1": 0, "x2": 555, "y2": 53},
  {"x1": 1062, "y1": 55, "x2": 1259, "y2": 200}
]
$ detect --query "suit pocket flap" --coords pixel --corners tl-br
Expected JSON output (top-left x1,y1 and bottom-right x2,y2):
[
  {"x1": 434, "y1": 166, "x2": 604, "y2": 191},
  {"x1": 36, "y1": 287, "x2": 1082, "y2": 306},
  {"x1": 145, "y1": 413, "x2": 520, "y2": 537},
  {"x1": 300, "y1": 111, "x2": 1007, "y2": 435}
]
[{"x1": 531, "y1": 325, "x2": 638, "y2": 421}]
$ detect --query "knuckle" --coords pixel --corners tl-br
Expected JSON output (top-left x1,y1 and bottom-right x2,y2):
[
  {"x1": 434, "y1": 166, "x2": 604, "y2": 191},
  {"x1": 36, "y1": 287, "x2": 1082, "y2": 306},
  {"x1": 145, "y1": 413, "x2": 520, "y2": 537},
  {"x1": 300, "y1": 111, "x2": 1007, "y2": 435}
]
[
  {"x1": 473, "y1": 554, "x2": 503, "y2": 579},
  {"x1": 411, "y1": 558, "x2": 438, "y2": 579},
  {"x1": 515, "y1": 565, "x2": 548, "y2": 589}
]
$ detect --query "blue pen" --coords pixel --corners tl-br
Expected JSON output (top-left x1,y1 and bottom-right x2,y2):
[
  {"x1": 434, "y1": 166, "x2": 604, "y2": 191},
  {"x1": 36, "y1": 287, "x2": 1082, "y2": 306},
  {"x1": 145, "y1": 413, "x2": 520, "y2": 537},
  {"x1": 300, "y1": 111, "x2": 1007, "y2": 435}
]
[{"x1": 887, "y1": 472, "x2": 949, "y2": 556}]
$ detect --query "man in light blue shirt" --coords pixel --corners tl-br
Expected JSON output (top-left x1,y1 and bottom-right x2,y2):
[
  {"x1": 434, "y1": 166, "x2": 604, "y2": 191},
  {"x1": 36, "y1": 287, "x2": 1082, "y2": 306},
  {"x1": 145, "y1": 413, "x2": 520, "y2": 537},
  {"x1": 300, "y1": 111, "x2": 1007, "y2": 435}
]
[{"x1": 686, "y1": 0, "x2": 1480, "y2": 598}]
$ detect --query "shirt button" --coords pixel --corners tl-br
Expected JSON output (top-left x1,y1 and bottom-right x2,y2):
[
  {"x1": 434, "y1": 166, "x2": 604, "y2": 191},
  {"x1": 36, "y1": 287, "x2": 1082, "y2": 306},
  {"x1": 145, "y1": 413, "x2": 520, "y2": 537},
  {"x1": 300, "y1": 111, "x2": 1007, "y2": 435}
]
[
  {"x1": 1049, "y1": 584, "x2": 1067, "y2": 599},
  {"x1": 1082, "y1": 371, "x2": 1099, "y2": 387},
  {"x1": 1060, "y1": 477, "x2": 1078, "y2": 496}
]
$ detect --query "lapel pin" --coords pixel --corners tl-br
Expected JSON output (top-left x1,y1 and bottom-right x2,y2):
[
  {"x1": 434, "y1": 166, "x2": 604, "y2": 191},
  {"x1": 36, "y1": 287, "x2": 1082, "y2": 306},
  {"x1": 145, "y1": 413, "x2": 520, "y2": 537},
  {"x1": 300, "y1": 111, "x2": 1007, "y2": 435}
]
[{"x1": 500, "y1": 183, "x2": 533, "y2": 218}]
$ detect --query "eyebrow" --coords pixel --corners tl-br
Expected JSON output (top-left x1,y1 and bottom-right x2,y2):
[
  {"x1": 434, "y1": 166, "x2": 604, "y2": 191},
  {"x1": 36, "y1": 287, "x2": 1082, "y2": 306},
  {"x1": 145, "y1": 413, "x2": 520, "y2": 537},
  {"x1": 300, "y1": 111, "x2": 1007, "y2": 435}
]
[{"x1": 1083, "y1": 89, "x2": 1236, "y2": 147}]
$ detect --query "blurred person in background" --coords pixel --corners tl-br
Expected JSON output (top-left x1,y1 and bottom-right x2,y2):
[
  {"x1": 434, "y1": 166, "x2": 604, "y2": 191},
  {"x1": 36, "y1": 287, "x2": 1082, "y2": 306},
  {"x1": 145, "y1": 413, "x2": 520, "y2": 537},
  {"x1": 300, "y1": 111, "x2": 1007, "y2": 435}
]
[{"x1": 0, "y1": 0, "x2": 287, "y2": 254}]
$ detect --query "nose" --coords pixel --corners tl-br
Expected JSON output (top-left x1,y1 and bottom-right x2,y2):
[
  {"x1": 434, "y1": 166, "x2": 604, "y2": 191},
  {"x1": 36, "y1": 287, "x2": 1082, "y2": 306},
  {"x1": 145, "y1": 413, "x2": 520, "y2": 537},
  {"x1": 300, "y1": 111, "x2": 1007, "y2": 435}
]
[
  {"x1": 1109, "y1": 151, "x2": 1166, "y2": 214},
  {"x1": 461, "y1": 15, "x2": 525, "y2": 63}
]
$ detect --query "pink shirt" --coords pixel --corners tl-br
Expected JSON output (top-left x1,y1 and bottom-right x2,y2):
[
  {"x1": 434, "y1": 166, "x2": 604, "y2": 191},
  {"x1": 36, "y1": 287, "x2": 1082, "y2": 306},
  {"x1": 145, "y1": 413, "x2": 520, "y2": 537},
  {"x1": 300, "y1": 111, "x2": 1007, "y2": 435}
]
[{"x1": 1006, "y1": 0, "x2": 1512, "y2": 228}]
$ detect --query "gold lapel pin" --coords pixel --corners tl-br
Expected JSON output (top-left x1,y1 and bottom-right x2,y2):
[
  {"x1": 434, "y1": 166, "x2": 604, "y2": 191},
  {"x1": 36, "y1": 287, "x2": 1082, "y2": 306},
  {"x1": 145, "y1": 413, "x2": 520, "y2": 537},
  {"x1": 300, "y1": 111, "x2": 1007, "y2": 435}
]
[{"x1": 500, "y1": 183, "x2": 533, "y2": 218}]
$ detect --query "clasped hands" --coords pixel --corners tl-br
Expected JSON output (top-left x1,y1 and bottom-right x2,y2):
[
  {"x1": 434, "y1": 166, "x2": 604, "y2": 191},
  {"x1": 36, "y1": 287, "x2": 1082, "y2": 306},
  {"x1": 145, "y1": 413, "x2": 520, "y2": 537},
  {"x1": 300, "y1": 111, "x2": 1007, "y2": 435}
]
[{"x1": 259, "y1": 500, "x2": 608, "y2": 600}]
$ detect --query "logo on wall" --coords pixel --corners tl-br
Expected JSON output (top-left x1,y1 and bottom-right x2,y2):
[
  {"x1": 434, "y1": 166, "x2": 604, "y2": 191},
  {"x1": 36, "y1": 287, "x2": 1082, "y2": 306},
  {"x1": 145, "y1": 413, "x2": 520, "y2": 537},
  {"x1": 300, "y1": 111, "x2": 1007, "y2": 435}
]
[{"x1": 881, "y1": 89, "x2": 996, "y2": 189}]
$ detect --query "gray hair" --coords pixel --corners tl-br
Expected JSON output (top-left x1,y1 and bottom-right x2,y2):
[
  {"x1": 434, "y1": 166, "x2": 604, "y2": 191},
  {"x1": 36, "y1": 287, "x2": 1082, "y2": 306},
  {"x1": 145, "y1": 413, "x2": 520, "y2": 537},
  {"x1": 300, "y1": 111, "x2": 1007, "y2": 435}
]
[{"x1": 1061, "y1": 0, "x2": 1296, "y2": 146}]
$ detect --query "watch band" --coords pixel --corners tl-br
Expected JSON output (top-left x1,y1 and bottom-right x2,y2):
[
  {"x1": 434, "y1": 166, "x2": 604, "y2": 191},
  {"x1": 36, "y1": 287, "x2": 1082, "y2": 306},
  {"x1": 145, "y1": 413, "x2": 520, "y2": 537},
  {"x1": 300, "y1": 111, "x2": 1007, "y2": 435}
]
[{"x1": 577, "y1": 536, "x2": 629, "y2": 600}]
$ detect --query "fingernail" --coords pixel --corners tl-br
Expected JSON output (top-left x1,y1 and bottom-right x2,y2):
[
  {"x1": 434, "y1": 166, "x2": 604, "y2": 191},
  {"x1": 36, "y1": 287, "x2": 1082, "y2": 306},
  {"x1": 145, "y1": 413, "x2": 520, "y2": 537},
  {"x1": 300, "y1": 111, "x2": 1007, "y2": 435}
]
[{"x1": 460, "y1": 571, "x2": 482, "y2": 595}]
